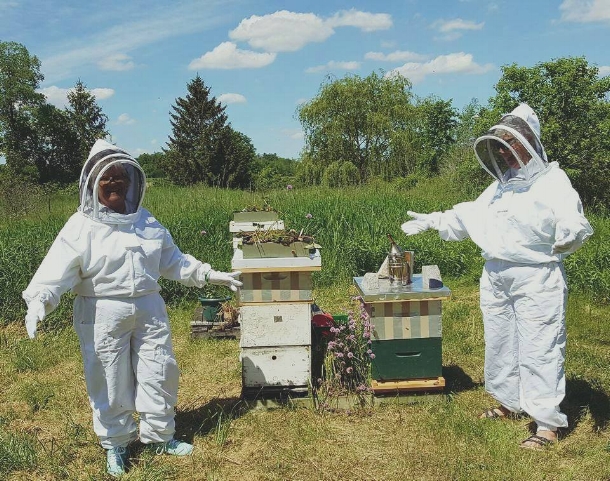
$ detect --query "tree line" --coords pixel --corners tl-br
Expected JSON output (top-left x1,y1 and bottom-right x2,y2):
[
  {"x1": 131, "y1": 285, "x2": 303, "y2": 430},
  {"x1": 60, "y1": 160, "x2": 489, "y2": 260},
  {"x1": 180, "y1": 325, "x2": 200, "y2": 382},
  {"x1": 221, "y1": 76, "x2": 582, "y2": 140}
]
[{"x1": 1, "y1": 39, "x2": 609, "y2": 206}]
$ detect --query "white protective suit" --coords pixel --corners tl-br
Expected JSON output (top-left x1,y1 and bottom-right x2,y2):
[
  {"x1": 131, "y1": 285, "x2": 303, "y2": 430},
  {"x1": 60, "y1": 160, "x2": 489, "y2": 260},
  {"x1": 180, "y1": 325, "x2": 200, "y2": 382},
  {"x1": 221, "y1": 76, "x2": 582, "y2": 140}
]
[
  {"x1": 23, "y1": 139, "x2": 240, "y2": 449},
  {"x1": 402, "y1": 104, "x2": 593, "y2": 431}
]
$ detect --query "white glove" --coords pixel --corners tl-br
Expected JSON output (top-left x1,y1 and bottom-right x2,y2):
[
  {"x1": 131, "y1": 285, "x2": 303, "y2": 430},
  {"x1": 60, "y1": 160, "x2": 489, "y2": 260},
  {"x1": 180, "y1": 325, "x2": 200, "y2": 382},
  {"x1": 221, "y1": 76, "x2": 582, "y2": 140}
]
[
  {"x1": 552, "y1": 229, "x2": 579, "y2": 255},
  {"x1": 401, "y1": 211, "x2": 435, "y2": 236},
  {"x1": 207, "y1": 270, "x2": 243, "y2": 292},
  {"x1": 25, "y1": 300, "x2": 46, "y2": 339}
]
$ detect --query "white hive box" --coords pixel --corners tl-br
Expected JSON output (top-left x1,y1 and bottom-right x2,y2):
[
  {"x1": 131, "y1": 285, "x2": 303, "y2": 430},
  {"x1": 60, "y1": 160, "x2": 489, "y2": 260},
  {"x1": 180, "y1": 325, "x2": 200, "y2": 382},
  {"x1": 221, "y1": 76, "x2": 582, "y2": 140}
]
[
  {"x1": 239, "y1": 303, "x2": 312, "y2": 347},
  {"x1": 241, "y1": 345, "x2": 311, "y2": 389}
]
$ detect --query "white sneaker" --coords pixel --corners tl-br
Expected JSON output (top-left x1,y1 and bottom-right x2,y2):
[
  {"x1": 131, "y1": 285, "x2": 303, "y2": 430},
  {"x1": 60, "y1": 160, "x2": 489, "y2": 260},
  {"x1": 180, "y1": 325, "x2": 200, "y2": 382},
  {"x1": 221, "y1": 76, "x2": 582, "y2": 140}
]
[
  {"x1": 153, "y1": 438, "x2": 194, "y2": 456},
  {"x1": 106, "y1": 446, "x2": 128, "y2": 477}
]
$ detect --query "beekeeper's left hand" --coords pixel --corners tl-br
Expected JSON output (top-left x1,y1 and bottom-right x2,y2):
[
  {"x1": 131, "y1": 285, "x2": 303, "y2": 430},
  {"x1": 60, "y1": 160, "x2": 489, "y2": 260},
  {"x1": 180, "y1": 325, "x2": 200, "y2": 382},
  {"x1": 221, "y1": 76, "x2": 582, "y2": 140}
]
[
  {"x1": 207, "y1": 270, "x2": 243, "y2": 292},
  {"x1": 25, "y1": 300, "x2": 46, "y2": 339}
]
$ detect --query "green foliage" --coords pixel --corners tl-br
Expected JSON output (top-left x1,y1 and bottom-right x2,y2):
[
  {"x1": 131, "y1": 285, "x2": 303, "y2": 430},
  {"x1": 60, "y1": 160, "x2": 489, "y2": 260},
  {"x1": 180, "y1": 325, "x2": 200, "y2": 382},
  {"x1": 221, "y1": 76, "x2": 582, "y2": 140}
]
[
  {"x1": 18, "y1": 380, "x2": 55, "y2": 413},
  {"x1": 31, "y1": 103, "x2": 81, "y2": 183},
  {"x1": 0, "y1": 41, "x2": 45, "y2": 170},
  {"x1": 251, "y1": 153, "x2": 297, "y2": 191},
  {"x1": 0, "y1": 168, "x2": 47, "y2": 219},
  {"x1": 163, "y1": 75, "x2": 254, "y2": 188},
  {"x1": 297, "y1": 71, "x2": 418, "y2": 181},
  {"x1": 487, "y1": 56, "x2": 610, "y2": 206},
  {"x1": 414, "y1": 96, "x2": 458, "y2": 175},
  {"x1": 137, "y1": 151, "x2": 166, "y2": 178},
  {"x1": 1, "y1": 178, "x2": 609, "y2": 330},
  {"x1": 0, "y1": 43, "x2": 108, "y2": 185},
  {"x1": 0, "y1": 428, "x2": 37, "y2": 476},
  {"x1": 65, "y1": 79, "x2": 109, "y2": 173}
]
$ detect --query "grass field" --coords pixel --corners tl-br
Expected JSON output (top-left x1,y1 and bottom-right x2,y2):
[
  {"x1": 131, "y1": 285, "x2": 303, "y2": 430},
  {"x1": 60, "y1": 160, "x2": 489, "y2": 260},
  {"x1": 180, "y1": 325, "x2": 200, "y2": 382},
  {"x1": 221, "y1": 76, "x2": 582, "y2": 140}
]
[{"x1": 0, "y1": 180, "x2": 609, "y2": 480}]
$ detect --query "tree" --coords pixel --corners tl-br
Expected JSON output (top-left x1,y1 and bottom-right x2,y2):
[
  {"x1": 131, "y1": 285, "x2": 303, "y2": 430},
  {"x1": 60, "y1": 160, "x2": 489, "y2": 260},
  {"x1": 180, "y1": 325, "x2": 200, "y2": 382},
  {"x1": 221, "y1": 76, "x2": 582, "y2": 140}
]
[
  {"x1": 211, "y1": 127, "x2": 255, "y2": 188},
  {"x1": 297, "y1": 71, "x2": 417, "y2": 182},
  {"x1": 31, "y1": 103, "x2": 80, "y2": 184},
  {"x1": 66, "y1": 79, "x2": 109, "y2": 169},
  {"x1": 137, "y1": 152, "x2": 166, "y2": 178},
  {"x1": 163, "y1": 75, "x2": 228, "y2": 185},
  {"x1": 414, "y1": 96, "x2": 457, "y2": 175},
  {"x1": 486, "y1": 57, "x2": 610, "y2": 205},
  {"x1": 0, "y1": 41, "x2": 45, "y2": 170},
  {"x1": 251, "y1": 153, "x2": 297, "y2": 190}
]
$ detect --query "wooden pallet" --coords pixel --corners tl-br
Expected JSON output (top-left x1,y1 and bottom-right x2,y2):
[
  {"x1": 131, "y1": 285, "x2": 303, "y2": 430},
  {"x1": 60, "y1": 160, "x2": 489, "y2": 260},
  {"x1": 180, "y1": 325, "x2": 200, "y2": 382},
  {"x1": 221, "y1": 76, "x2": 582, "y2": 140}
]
[
  {"x1": 371, "y1": 377, "x2": 445, "y2": 394},
  {"x1": 190, "y1": 322, "x2": 240, "y2": 340}
]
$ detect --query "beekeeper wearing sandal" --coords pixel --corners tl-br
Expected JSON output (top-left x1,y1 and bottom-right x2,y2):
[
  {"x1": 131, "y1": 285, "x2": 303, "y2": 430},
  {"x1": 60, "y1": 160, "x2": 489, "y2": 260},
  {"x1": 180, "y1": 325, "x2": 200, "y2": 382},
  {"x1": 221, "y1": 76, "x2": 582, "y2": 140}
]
[
  {"x1": 401, "y1": 103, "x2": 592, "y2": 450},
  {"x1": 22, "y1": 139, "x2": 242, "y2": 477}
]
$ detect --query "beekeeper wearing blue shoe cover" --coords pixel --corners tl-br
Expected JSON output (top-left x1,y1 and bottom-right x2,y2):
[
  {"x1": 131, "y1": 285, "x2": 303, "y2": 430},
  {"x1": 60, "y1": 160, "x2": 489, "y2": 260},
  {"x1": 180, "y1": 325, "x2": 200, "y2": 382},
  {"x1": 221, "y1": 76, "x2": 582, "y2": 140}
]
[
  {"x1": 23, "y1": 139, "x2": 242, "y2": 476},
  {"x1": 401, "y1": 104, "x2": 593, "y2": 450}
]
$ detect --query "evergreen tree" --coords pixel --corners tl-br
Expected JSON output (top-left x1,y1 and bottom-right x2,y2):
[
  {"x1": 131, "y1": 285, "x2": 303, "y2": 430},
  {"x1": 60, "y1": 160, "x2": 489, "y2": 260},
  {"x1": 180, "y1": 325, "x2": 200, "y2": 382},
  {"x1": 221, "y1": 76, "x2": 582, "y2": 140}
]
[
  {"x1": 66, "y1": 79, "x2": 109, "y2": 168},
  {"x1": 164, "y1": 75, "x2": 228, "y2": 185}
]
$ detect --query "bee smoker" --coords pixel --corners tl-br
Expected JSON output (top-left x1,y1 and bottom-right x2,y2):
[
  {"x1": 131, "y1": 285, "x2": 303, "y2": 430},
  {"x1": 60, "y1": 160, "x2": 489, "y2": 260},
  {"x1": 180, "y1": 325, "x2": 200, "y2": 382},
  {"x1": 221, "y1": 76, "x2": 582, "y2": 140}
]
[{"x1": 387, "y1": 234, "x2": 413, "y2": 287}]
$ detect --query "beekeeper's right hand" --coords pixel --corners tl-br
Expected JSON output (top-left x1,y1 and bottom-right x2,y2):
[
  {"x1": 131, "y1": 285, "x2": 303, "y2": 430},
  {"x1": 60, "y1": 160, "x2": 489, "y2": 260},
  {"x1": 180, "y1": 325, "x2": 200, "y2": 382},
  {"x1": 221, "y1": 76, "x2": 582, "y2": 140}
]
[
  {"x1": 401, "y1": 211, "x2": 436, "y2": 235},
  {"x1": 25, "y1": 300, "x2": 46, "y2": 339}
]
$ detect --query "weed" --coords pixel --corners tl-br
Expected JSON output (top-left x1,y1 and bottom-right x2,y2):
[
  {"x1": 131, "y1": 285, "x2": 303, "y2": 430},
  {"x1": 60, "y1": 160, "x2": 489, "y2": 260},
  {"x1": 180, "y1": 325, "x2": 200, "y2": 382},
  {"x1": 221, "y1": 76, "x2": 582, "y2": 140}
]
[
  {"x1": 0, "y1": 428, "x2": 37, "y2": 476},
  {"x1": 18, "y1": 380, "x2": 55, "y2": 412}
]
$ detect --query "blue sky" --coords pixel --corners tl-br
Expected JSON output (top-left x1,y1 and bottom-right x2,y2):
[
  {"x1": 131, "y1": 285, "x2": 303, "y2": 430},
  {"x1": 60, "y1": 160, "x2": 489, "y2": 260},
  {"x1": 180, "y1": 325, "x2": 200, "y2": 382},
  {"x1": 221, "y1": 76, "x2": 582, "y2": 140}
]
[{"x1": 2, "y1": 0, "x2": 609, "y2": 160}]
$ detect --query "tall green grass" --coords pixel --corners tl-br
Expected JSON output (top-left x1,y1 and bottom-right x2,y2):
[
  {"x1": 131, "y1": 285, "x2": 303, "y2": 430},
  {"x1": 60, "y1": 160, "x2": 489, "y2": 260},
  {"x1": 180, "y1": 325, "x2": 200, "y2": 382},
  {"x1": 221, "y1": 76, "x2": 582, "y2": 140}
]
[{"x1": 1, "y1": 179, "x2": 608, "y2": 329}]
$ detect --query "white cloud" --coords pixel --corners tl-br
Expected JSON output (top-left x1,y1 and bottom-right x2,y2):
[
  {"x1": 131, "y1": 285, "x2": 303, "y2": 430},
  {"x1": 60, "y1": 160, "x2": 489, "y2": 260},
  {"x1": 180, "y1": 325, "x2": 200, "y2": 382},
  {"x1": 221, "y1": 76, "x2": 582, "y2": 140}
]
[
  {"x1": 599, "y1": 66, "x2": 610, "y2": 76},
  {"x1": 431, "y1": 18, "x2": 484, "y2": 41},
  {"x1": 189, "y1": 42, "x2": 276, "y2": 69},
  {"x1": 218, "y1": 93, "x2": 247, "y2": 104},
  {"x1": 381, "y1": 40, "x2": 396, "y2": 49},
  {"x1": 365, "y1": 50, "x2": 428, "y2": 62},
  {"x1": 326, "y1": 9, "x2": 393, "y2": 32},
  {"x1": 98, "y1": 53, "x2": 135, "y2": 71},
  {"x1": 117, "y1": 113, "x2": 135, "y2": 125},
  {"x1": 91, "y1": 88, "x2": 115, "y2": 100},
  {"x1": 282, "y1": 128, "x2": 304, "y2": 140},
  {"x1": 389, "y1": 52, "x2": 494, "y2": 84},
  {"x1": 229, "y1": 9, "x2": 392, "y2": 53},
  {"x1": 305, "y1": 60, "x2": 360, "y2": 73},
  {"x1": 38, "y1": 86, "x2": 70, "y2": 108},
  {"x1": 432, "y1": 18, "x2": 484, "y2": 33},
  {"x1": 40, "y1": 2, "x2": 228, "y2": 83},
  {"x1": 229, "y1": 11, "x2": 334, "y2": 52},
  {"x1": 38, "y1": 85, "x2": 114, "y2": 107},
  {"x1": 560, "y1": 0, "x2": 610, "y2": 22}
]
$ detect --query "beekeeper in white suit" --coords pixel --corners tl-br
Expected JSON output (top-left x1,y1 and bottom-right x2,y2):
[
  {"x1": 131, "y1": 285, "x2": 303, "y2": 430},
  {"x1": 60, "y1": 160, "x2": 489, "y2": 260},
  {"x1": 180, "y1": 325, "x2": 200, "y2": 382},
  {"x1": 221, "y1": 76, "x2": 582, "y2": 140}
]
[
  {"x1": 401, "y1": 103, "x2": 593, "y2": 449},
  {"x1": 22, "y1": 139, "x2": 242, "y2": 477}
]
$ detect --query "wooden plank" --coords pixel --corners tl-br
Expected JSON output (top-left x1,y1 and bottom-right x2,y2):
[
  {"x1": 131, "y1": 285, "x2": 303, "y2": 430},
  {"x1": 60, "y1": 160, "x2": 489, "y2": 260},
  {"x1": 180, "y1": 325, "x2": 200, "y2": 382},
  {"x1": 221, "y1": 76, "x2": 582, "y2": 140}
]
[{"x1": 370, "y1": 377, "x2": 445, "y2": 393}]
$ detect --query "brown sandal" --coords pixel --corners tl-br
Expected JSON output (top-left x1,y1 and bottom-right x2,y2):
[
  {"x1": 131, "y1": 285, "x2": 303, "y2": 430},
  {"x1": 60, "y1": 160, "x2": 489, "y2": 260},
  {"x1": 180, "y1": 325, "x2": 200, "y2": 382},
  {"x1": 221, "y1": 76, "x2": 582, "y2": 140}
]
[
  {"x1": 479, "y1": 406, "x2": 510, "y2": 419},
  {"x1": 520, "y1": 434, "x2": 556, "y2": 450}
]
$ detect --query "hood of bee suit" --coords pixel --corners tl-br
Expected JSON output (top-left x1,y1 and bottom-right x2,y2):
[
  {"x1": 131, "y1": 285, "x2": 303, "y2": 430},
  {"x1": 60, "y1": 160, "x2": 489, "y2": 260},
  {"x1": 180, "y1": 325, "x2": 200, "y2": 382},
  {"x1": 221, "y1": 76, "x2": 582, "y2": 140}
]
[
  {"x1": 473, "y1": 103, "x2": 549, "y2": 186},
  {"x1": 78, "y1": 139, "x2": 146, "y2": 224}
]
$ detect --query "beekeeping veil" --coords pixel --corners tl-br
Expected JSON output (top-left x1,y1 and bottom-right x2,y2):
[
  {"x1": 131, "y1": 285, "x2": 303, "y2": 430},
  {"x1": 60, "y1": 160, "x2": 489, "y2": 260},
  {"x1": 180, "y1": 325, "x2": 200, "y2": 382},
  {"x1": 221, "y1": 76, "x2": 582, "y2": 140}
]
[
  {"x1": 473, "y1": 103, "x2": 548, "y2": 186},
  {"x1": 78, "y1": 139, "x2": 146, "y2": 224}
]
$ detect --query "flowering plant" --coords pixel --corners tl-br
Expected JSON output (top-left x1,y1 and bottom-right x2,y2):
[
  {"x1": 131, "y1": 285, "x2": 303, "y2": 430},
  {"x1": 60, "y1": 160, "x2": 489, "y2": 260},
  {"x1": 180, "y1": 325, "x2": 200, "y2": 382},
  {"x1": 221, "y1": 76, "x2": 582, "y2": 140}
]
[{"x1": 313, "y1": 296, "x2": 374, "y2": 411}]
